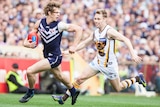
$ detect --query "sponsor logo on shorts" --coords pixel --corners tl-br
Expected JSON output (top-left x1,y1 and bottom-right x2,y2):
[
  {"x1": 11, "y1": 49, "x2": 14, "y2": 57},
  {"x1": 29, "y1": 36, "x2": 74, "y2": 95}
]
[
  {"x1": 48, "y1": 53, "x2": 53, "y2": 56},
  {"x1": 110, "y1": 74, "x2": 117, "y2": 78},
  {"x1": 108, "y1": 62, "x2": 112, "y2": 65}
]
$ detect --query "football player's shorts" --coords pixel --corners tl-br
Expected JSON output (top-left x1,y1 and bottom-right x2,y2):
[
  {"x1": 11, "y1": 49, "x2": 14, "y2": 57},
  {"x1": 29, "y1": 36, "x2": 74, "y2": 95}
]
[
  {"x1": 47, "y1": 54, "x2": 62, "y2": 68},
  {"x1": 89, "y1": 57, "x2": 119, "y2": 80}
]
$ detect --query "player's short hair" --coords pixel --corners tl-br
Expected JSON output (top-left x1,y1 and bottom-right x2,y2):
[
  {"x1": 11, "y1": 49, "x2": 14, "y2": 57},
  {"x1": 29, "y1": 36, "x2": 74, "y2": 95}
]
[
  {"x1": 43, "y1": 1, "x2": 61, "y2": 16},
  {"x1": 95, "y1": 9, "x2": 107, "y2": 18}
]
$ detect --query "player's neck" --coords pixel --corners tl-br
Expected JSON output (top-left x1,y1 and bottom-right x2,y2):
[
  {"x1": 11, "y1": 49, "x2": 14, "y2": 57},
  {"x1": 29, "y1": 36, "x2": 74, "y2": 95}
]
[
  {"x1": 46, "y1": 17, "x2": 56, "y2": 24},
  {"x1": 99, "y1": 24, "x2": 107, "y2": 33}
]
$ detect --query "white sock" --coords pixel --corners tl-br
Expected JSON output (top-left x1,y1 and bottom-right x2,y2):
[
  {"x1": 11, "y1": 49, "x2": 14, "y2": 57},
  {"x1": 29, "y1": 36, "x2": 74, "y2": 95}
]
[{"x1": 66, "y1": 90, "x2": 71, "y2": 96}]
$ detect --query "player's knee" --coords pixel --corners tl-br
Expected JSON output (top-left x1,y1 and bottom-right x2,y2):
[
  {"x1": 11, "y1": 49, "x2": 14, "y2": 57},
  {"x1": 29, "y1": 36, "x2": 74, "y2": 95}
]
[
  {"x1": 26, "y1": 67, "x2": 34, "y2": 76},
  {"x1": 115, "y1": 89, "x2": 121, "y2": 92},
  {"x1": 113, "y1": 87, "x2": 121, "y2": 92}
]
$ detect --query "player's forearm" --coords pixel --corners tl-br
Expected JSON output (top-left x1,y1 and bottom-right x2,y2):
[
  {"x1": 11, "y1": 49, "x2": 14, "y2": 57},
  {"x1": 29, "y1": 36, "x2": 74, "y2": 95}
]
[
  {"x1": 75, "y1": 41, "x2": 90, "y2": 52},
  {"x1": 75, "y1": 34, "x2": 93, "y2": 51},
  {"x1": 23, "y1": 38, "x2": 30, "y2": 48},
  {"x1": 124, "y1": 37, "x2": 135, "y2": 56},
  {"x1": 72, "y1": 27, "x2": 83, "y2": 46},
  {"x1": 23, "y1": 38, "x2": 36, "y2": 48},
  {"x1": 75, "y1": 43, "x2": 85, "y2": 52}
]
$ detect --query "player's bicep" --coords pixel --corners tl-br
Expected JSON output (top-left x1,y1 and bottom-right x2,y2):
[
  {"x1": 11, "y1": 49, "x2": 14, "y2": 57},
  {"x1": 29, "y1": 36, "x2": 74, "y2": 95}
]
[
  {"x1": 107, "y1": 28, "x2": 126, "y2": 42},
  {"x1": 58, "y1": 22, "x2": 82, "y2": 32},
  {"x1": 67, "y1": 24, "x2": 82, "y2": 32},
  {"x1": 32, "y1": 20, "x2": 40, "y2": 33}
]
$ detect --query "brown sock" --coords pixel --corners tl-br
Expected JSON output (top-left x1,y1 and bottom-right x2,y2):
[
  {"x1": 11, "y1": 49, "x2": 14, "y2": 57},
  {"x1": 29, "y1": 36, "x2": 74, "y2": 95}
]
[
  {"x1": 135, "y1": 76, "x2": 139, "y2": 82},
  {"x1": 62, "y1": 81, "x2": 80, "y2": 101},
  {"x1": 62, "y1": 93, "x2": 69, "y2": 101}
]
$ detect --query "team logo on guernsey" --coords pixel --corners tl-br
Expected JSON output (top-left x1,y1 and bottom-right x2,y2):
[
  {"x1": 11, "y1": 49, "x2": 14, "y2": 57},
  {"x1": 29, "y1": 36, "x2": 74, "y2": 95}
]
[
  {"x1": 48, "y1": 53, "x2": 53, "y2": 56},
  {"x1": 38, "y1": 23, "x2": 60, "y2": 43},
  {"x1": 49, "y1": 29, "x2": 55, "y2": 33},
  {"x1": 39, "y1": 28, "x2": 45, "y2": 32},
  {"x1": 95, "y1": 38, "x2": 106, "y2": 56}
]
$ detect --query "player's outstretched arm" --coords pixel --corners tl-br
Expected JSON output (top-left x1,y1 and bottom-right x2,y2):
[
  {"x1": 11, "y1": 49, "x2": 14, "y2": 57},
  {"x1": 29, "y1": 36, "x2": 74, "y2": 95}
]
[
  {"x1": 107, "y1": 28, "x2": 142, "y2": 63},
  {"x1": 67, "y1": 24, "x2": 83, "y2": 54},
  {"x1": 62, "y1": 32, "x2": 94, "y2": 55},
  {"x1": 58, "y1": 22, "x2": 83, "y2": 53},
  {"x1": 67, "y1": 24, "x2": 83, "y2": 46},
  {"x1": 75, "y1": 32, "x2": 94, "y2": 52}
]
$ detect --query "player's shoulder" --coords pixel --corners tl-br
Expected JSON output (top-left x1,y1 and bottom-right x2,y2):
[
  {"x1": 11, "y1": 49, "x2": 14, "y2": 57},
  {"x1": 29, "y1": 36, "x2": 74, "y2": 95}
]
[
  {"x1": 105, "y1": 25, "x2": 117, "y2": 36},
  {"x1": 58, "y1": 21, "x2": 67, "y2": 26},
  {"x1": 94, "y1": 28, "x2": 99, "y2": 34},
  {"x1": 57, "y1": 21, "x2": 69, "y2": 32},
  {"x1": 106, "y1": 25, "x2": 115, "y2": 31}
]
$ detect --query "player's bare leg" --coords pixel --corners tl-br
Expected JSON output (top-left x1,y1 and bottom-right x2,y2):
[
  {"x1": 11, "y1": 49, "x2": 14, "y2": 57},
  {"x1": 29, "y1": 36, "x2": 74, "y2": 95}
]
[
  {"x1": 110, "y1": 73, "x2": 146, "y2": 92},
  {"x1": 19, "y1": 59, "x2": 51, "y2": 103},
  {"x1": 52, "y1": 66, "x2": 98, "y2": 104},
  {"x1": 51, "y1": 66, "x2": 80, "y2": 105}
]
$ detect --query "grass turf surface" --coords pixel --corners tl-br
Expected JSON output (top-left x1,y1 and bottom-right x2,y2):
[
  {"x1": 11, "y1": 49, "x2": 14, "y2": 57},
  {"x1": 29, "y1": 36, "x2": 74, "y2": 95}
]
[{"x1": 0, "y1": 93, "x2": 160, "y2": 107}]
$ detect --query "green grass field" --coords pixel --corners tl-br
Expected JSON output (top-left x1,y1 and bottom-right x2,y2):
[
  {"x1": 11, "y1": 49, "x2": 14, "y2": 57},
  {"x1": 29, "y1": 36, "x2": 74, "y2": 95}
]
[{"x1": 0, "y1": 93, "x2": 160, "y2": 107}]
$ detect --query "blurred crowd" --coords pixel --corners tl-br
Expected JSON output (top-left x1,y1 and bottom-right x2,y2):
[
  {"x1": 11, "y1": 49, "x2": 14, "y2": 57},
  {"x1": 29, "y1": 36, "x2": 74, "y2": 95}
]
[{"x1": 0, "y1": 0, "x2": 160, "y2": 91}]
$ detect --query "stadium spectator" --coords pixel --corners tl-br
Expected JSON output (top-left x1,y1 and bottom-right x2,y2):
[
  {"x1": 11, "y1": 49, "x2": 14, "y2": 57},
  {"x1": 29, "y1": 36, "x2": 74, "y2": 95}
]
[
  {"x1": 155, "y1": 71, "x2": 160, "y2": 94},
  {"x1": 0, "y1": 0, "x2": 159, "y2": 61},
  {"x1": 40, "y1": 71, "x2": 67, "y2": 95},
  {"x1": 6, "y1": 63, "x2": 51, "y2": 94}
]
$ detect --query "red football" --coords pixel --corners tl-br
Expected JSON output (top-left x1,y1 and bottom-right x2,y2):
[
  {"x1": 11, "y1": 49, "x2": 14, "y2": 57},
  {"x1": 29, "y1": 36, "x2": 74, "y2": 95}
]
[{"x1": 27, "y1": 32, "x2": 39, "y2": 46}]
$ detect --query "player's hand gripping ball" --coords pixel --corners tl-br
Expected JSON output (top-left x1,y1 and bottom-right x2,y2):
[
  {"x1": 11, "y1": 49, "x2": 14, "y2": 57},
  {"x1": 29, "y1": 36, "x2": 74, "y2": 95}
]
[{"x1": 27, "y1": 32, "x2": 39, "y2": 46}]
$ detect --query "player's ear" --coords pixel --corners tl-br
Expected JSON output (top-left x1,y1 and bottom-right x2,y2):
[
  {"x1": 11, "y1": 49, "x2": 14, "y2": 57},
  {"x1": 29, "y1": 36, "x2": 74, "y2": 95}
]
[{"x1": 48, "y1": 11, "x2": 51, "y2": 15}]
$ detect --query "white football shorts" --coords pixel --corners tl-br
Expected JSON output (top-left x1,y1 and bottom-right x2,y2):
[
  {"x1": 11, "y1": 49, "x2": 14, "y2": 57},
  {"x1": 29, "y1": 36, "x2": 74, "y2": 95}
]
[{"x1": 89, "y1": 57, "x2": 119, "y2": 80}]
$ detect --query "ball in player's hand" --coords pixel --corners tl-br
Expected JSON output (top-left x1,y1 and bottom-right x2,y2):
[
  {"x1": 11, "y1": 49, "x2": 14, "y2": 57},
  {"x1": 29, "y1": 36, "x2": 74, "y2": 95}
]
[{"x1": 27, "y1": 32, "x2": 39, "y2": 46}]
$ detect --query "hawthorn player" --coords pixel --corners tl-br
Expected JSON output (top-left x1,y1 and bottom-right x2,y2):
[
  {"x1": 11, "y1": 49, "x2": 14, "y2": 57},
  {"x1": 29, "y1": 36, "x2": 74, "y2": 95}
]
[{"x1": 53, "y1": 9, "x2": 147, "y2": 105}]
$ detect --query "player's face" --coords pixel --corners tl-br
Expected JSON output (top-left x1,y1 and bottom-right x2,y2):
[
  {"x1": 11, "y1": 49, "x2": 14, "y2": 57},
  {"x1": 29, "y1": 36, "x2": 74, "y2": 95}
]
[
  {"x1": 50, "y1": 7, "x2": 60, "y2": 21},
  {"x1": 94, "y1": 14, "x2": 105, "y2": 28}
]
